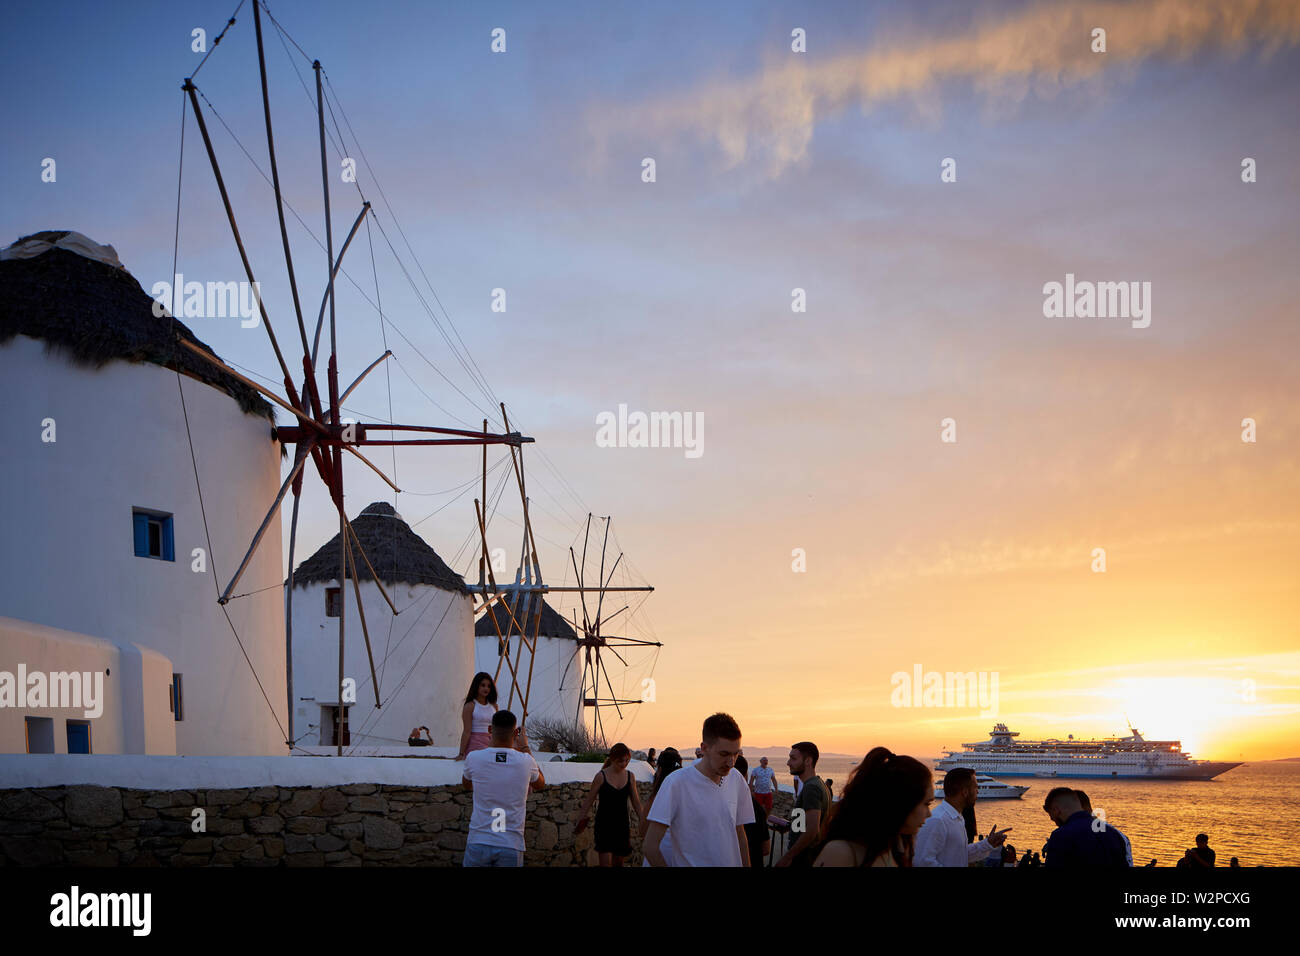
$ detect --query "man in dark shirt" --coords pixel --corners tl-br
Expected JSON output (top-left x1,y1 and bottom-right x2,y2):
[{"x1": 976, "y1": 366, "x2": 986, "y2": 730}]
[
  {"x1": 1190, "y1": 833, "x2": 1216, "y2": 867},
  {"x1": 776, "y1": 741, "x2": 829, "y2": 867},
  {"x1": 1041, "y1": 787, "x2": 1128, "y2": 867}
]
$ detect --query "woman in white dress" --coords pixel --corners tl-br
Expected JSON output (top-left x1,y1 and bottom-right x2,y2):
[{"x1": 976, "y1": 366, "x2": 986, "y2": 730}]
[{"x1": 455, "y1": 672, "x2": 498, "y2": 760}]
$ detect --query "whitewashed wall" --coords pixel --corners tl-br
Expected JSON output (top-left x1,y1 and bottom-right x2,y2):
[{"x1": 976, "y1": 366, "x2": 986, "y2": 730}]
[
  {"x1": 474, "y1": 633, "x2": 582, "y2": 726},
  {"x1": 0, "y1": 616, "x2": 176, "y2": 754},
  {"x1": 0, "y1": 335, "x2": 287, "y2": 755},
  {"x1": 290, "y1": 580, "x2": 473, "y2": 750}
]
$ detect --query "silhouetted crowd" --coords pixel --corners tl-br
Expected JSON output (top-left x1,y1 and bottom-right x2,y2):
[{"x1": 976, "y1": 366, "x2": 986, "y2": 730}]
[{"x1": 456, "y1": 693, "x2": 1227, "y2": 867}]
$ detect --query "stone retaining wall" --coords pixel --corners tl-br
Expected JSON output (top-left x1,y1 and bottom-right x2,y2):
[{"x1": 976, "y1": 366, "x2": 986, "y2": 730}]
[{"x1": 0, "y1": 781, "x2": 799, "y2": 867}]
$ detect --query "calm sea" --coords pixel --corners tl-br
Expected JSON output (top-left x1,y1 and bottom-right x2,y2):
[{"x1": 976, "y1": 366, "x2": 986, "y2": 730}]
[{"x1": 758, "y1": 758, "x2": 1298, "y2": 867}]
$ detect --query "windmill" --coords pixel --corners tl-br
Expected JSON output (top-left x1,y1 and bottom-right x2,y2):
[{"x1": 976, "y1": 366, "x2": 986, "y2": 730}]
[
  {"x1": 172, "y1": 1, "x2": 662, "y2": 753},
  {"x1": 465, "y1": 427, "x2": 657, "y2": 736},
  {"x1": 561, "y1": 515, "x2": 662, "y2": 748},
  {"x1": 172, "y1": 0, "x2": 532, "y2": 754}
]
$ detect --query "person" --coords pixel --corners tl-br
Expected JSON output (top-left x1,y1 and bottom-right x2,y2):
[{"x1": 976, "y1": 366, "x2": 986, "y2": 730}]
[
  {"x1": 1018, "y1": 848, "x2": 1033, "y2": 867},
  {"x1": 914, "y1": 768, "x2": 1009, "y2": 867},
  {"x1": 1145, "y1": 858, "x2": 1158, "y2": 867},
  {"x1": 1176, "y1": 849, "x2": 1196, "y2": 868},
  {"x1": 646, "y1": 747, "x2": 657, "y2": 769},
  {"x1": 638, "y1": 747, "x2": 682, "y2": 867},
  {"x1": 963, "y1": 803, "x2": 978, "y2": 844},
  {"x1": 1075, "y1": 789, "x2": 1132, "y2": 866},
  {"x1": 775, "y1": 741, "x2": 829, "y2": 867},
  {"x1": 643, "y1": 713, "x2": 754, "y2": 866},
  {"x1": 1229, "y1": 857, "x2": 1240, "y2": 868},
  {"x1": 748, "y1": 756, "x2": 777, "y2": 813},
  {"x1": 1041, "y1": 787, "x2": 1128, "y2": 867},
  {"x1": 407, "y1": 726, "x2": 432, "y2": 747},
  {"x1": 734, "y1": 755, "x2": 770, "y2": 868},
  {"x1": 1030, "y1": 851, "x2": 1041, "y2": 866},
  {"x1": 1189, "y1": 833, "x2": 1216, "y2": 867},
  {"x1": 460, "y1": 709, "x2": 545, "y2": 866},
  {"x1": 455, "y1": 672, "x2": 498, "y2": 760},
  {"x1": 575, "y1": 742, "x2": 644, "y2": 866},
  {"x1": 813, "y1": 747, "x2": 932, "y2": 866}
]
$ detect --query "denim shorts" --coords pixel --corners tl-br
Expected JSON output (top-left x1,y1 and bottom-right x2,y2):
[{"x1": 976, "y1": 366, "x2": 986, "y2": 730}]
[{"x1": 463, "y1": 842, "x2": 524, "y2": 867}]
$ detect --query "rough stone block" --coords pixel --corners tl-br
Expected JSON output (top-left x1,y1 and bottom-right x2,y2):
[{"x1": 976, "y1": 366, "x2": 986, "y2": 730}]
[
  {"x1": 206, "y1": 789, "x2": 249, "y2": 806},
  {"x1": 362, "y1": 817, "x2": 403, "y2": 850},
  {"x1": 405, "y1": 803, "x2": 459, "y2": 825},
  {"x1": 437, "y1": 831, "x2": 466, "y2": 851},
  {"x1": 64, "y1": 786, "x2": 123, "y2": 827},
  {"x1": 536, "y1": 820, "x2": 559, "y2": 850}
]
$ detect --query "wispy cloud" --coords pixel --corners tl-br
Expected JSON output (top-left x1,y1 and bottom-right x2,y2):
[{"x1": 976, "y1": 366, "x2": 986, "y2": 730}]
[
  {"x1": 866, "y1": 519, "x2": 1300, "y2": 587},
  {"x1": 588, "y1": 0, "x2": 1300, "y2": 179}
]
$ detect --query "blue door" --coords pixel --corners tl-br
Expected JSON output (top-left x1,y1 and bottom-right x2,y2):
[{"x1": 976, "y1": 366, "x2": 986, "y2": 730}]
[{"x1": 66, "y1": 722, "x2": 90, "y2": 754}]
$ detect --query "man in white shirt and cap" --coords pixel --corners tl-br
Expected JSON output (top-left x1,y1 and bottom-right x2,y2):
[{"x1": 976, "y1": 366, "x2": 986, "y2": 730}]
[{"x1": 914, "y1": 767, "x2": 1010, "y2": 867}]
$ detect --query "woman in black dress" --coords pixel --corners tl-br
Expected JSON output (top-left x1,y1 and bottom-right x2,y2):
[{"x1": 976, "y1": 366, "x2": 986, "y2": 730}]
[{"x1": 575, "y1": 742, "x2": 644, "y2": 866}]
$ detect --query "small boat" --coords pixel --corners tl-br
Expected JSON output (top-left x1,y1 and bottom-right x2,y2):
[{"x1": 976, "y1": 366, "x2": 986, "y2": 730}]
[{"x1": 934, "y1": 774, "x2": 1029, "y2": 800}]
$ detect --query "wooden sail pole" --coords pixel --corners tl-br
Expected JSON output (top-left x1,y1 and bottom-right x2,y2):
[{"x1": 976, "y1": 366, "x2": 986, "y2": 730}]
[
  {"x1": 252, "y1": 0, "x2": 312, "y2": 363},
  {"x1": 344, "y1": 522, "x2": 397, "y2": 615},
  {"x1": 343, "y1": 531, "x2": 382, "y2": 707},
  {"x1": 475, "y1": 499, "x2": 528, "y2": 706}
]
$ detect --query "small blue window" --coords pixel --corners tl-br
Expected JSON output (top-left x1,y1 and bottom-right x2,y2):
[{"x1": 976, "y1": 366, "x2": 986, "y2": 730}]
[{"x1": 133, "y1": 509, "x2": 174, "y2": 561}]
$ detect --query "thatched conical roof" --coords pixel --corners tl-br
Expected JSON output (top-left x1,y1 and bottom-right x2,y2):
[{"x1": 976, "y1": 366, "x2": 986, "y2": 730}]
[
  {"x1": 0, "y1": 231, "x2": 274, "y2": 421},
  {"x1": 292, "y1": 501, "x2": 469, "y2": 594},
  {"x1": 475, "y1": 590, "x2": 578, "y2": 640}
]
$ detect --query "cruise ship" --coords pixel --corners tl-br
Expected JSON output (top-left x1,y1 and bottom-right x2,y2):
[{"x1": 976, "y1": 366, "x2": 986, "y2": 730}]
[{"x1": 935, "y1": 724, "x2": 1242, "y2": 780}]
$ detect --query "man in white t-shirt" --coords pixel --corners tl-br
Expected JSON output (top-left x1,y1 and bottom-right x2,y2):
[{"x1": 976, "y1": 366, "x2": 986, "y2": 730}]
[
  {"x1": 461, "y1": 709, "x2": 545, "y2": 866},
  {"x1": 644, "y1": 712, "x2": 755, "y2": 866}
]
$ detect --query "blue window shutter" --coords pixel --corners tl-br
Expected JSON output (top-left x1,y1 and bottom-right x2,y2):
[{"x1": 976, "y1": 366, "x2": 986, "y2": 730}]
[
  {"x1": 133, "y1": 513, "x2": 149, "y2": 556},
  {"x1": 162, "y1": 517, "x2": 175, "y2": 561}
]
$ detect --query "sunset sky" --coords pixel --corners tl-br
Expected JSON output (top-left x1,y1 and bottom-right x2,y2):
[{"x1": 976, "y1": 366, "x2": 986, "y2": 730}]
[{"x1": 3, "y1": 0, "x2": 1297, "y2": 760}]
